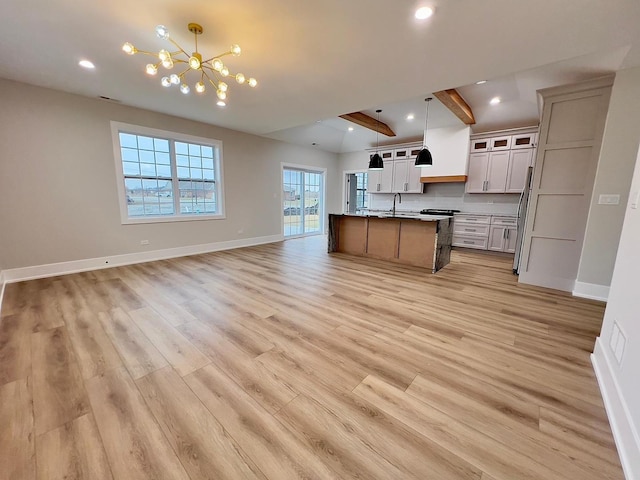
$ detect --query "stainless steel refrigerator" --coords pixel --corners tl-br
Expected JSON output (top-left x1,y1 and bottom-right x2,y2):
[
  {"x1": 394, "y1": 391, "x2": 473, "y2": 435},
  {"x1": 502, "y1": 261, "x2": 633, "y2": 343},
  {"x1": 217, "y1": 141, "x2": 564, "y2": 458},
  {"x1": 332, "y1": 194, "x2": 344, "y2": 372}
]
[{"x1": 513, "y1": 166, "x2": 534, "y2": 274}]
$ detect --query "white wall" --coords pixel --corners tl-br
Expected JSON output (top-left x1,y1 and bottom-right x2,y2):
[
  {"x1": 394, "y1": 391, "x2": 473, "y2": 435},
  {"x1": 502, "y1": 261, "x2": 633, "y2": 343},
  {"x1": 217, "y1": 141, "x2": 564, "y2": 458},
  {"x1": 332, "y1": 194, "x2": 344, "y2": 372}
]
[
  {"x1": 0, "y1": 79, "x2": 340, "y2": 272},
  {"x1": 592, "y1": 142, "x2": 640, "y2": 480},
  {"x1": 577, "y1": 67, "x2": 640, "y2": 295}
]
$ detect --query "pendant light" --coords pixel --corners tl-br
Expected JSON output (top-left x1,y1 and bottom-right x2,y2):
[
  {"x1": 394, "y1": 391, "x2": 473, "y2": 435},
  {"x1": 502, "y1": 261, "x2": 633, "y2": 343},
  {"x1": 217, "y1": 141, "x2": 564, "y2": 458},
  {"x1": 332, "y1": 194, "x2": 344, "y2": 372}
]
[
  {"x1": 415, "y1": 97, "x2": 433, "y2": 167},
  {"x1": 368, "y1": 109, "x2": 384, "y2": 170}
]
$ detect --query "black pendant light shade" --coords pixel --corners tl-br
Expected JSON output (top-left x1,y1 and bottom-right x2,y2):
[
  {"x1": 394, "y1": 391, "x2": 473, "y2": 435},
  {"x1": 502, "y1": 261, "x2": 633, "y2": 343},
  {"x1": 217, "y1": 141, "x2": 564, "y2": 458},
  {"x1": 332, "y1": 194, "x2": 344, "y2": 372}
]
[
  {"x1": 368, "y1": 153, "x2": 384, "y2": 170},
  {"x1": 415, "y1": 97, "x2": 434, "y2": 167},
  {"x1": 369, "y1": 109, "x2": 384, "y2": 170},
  {"x1": 415, "y1": 147, "x2": 433, "y2": 166}
]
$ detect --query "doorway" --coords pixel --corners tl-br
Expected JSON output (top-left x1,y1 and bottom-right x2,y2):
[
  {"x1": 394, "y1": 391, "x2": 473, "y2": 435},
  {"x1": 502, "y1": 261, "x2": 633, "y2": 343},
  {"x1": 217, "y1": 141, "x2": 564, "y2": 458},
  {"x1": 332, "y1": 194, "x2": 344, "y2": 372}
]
[
  {"x1": 283, "y1": 167, "x2": 324, "y2": 237},
  {"x1": 344, "y1": 171, "x2": 369, "y2": 214}
]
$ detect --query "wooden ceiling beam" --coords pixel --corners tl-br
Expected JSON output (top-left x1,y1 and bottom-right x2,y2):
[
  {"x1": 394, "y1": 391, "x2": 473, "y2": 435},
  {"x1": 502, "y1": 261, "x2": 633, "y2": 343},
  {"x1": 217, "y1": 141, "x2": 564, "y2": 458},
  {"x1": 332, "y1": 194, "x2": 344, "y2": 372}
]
[
  {"x1": 339, "y1": 112, "x2": 396, "y2": 137},
  {"x1": 433, "y1": 89, "x2": 476, "y2": 125}
]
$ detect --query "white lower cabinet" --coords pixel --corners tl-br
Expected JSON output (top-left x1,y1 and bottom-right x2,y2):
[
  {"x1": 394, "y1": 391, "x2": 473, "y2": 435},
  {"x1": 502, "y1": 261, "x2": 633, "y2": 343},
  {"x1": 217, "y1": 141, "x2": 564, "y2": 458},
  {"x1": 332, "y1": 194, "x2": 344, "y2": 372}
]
[{"x1": 453, "y1": 214, "x2": 517, "y2": 252}]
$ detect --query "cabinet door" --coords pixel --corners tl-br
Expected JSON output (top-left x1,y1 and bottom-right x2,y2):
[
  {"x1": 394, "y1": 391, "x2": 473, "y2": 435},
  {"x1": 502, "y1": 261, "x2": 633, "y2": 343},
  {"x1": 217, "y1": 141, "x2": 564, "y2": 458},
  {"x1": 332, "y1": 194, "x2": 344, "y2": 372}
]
[
  {"x1": 505, "y1": 149, "x2": 534, "y2": 193},
  {"x1": 392, "y1": 160, "x2": 408, "y2": 192},
  {"x1": 470, "y1": 138, "x2": 490, "y2": 153},
  {"x1": 511, "y1": 133, "x2": 536, "y2": 149},
  {"x1": 485, "y1": 151, "x2": 510, "y2": 193},
  {"x1": 379, "y1": 160, "x2": 394, "y2": 193},
  {"x1": 465, "y1": 153, "x2": 489, "y2": 193},
  {"x1": 488, "y1": 225, "x2": 507, "y2": 251},
  {"x1": 367, "y1": 169, "x2": 380, "y2": 192},
  {"x1": 505, "y1": 226, "x2": 518, "y2": 253},
  {"x1": 490, "y1": 136, "x2": 511, "y2": 151},
  {"x1": 406, "y1": 162, "x2": 423, "y2": 193}
]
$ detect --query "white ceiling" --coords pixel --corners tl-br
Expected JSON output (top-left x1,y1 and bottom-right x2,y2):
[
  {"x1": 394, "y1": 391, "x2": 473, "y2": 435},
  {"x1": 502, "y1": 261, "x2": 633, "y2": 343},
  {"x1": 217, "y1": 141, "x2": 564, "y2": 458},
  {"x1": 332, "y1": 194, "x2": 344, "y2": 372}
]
[{"x1": 1, "y1": 0, "x2": 639, "y2": 153}]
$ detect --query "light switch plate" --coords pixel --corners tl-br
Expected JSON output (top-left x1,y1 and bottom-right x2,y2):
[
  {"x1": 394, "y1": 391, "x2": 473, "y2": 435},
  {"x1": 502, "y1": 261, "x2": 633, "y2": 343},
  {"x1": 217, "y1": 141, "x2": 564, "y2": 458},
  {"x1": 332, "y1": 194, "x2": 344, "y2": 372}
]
[
  {"x1": 631, "y1": 191, "x2": 639, "y2": 209},
  {"x1": 598, "y1": 194, "x2": 620, "y2": 205}
]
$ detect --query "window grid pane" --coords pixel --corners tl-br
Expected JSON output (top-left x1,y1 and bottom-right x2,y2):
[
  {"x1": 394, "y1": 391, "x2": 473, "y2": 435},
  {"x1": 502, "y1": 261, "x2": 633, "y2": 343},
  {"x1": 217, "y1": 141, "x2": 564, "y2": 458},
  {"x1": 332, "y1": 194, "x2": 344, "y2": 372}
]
[{"x1": 119, "y1": 132, "x2": 219, "y2": 219}]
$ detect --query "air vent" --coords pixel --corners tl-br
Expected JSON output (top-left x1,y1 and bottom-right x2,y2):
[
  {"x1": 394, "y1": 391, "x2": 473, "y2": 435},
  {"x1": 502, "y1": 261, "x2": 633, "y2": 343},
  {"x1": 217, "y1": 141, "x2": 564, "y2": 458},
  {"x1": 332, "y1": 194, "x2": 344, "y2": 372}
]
[{"x1": 98, "y1": 96, "x2": 121, "y2": 103}]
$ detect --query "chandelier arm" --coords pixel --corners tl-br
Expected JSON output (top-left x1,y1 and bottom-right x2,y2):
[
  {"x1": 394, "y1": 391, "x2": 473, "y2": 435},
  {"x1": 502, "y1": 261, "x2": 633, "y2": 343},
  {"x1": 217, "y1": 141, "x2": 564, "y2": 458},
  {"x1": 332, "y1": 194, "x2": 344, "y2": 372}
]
[
  {"x1": 201, "y1": 70, "x2": 220, "y2": 88},
  {"x1": 135, "y1": 49, "x2": 158, "y2": 56},
  {"x1": 177, "y1": 66, "x2": 191, "y2": 78},
  {"x1": 166, "y1": 37, "x2": 188, "y2": 56}
]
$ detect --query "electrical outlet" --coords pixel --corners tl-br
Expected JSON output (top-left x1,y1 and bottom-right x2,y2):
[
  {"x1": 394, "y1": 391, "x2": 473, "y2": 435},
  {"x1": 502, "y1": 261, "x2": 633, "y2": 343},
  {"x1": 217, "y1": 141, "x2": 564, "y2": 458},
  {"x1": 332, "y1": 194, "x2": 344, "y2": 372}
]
[
  {"x1": 598, "y1": 194, "x2": 620, "y2": 205},
  {"x1": 140, "y1": 240, "x2": 150, "y2": 245}
]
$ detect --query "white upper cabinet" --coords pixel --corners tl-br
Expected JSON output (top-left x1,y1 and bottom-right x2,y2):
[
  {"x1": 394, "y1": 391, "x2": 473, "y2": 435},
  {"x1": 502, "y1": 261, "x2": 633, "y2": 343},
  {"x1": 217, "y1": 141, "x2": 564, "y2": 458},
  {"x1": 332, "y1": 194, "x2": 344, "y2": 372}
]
[
  {"x1": 466, "y1": 127, "x2": 538, "y2": 194},
  {"x1": 392, "y1": 159, "x2": 423, "y2": 193}
]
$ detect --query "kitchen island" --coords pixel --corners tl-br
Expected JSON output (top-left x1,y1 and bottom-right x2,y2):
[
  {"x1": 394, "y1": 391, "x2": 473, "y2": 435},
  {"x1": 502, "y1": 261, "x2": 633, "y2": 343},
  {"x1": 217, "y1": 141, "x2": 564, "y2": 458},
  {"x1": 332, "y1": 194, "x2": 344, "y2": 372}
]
[{"x1": 328, "y1": 213, "x2": 453, "y2": 272}]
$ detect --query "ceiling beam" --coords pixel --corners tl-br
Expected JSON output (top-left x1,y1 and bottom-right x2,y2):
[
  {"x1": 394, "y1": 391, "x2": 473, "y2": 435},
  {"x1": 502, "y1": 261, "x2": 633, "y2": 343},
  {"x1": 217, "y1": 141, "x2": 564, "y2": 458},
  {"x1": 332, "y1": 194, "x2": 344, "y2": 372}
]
[
  {"x1": 433, "y1": 89, "x2": 476, "y2": 125},
  {"x1": 339, "y1": 112, "x2": 396, "y2": 137}
]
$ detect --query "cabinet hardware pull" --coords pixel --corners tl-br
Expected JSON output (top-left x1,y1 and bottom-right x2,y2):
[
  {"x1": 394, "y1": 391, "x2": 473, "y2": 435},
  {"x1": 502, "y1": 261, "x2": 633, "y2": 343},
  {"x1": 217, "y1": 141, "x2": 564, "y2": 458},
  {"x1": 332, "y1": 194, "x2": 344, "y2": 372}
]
[
  {"x1": 464, "y1": 228, "x2": 476, "y2": 232},
  {"x1": 464, "y1": 241, "x2": 473, "y2": 244}
]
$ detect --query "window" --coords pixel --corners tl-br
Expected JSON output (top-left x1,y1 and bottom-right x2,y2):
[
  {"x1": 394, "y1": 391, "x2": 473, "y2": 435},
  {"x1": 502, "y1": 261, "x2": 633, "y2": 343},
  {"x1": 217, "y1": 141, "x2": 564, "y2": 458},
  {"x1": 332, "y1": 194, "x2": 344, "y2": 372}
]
[
  {"x1": 355, "y1": 172, "x2": 369, "y2": 211},
  {"x1": 111, "y1": 122, "x2": 224, "y2": 224}
]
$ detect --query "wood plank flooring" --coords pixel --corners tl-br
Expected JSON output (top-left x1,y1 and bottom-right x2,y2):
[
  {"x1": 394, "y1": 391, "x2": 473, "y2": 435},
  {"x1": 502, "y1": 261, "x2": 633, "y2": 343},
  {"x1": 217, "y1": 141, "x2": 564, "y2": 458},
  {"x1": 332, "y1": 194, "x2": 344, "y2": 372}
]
[{"x1": 0, "y1": 236, "x2": 624, "y2": 479}]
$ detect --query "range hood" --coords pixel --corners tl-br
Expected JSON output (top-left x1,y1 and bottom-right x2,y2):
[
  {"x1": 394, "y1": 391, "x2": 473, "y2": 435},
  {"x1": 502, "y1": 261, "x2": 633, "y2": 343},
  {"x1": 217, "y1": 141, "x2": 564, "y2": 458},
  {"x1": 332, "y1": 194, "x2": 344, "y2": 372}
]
[{"x1": 419, "y1": 125, "x2": 471, "y2": 183}]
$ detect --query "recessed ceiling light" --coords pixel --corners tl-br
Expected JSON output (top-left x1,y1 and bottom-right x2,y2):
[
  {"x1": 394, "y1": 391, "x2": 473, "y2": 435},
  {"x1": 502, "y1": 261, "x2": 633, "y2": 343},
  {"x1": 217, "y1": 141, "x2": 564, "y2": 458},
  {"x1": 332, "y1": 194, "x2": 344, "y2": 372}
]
[
  {"x1": 348, "y1": 127, "x2": 354, "y2": 132},
  {"x1": 490, "y1": 97, "x2": 501, "y2": 105},
  {"x1": 406, "y1": 114, "x2": 415, "y2": 121},
  {"x1": 78, "y1": 60, "x2": 95, "y2": 69},
  {"x1": 476, "y1": 80, "x2": 487, "y2": 85},
  {"x1": 415, "y1": 6, "x2": 434, "y2": 19}
]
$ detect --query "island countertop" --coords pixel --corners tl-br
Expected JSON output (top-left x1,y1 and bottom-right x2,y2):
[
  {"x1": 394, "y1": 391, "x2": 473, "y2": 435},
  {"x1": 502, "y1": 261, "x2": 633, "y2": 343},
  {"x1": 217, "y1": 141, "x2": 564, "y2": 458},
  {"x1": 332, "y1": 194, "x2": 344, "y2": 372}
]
[{"x1": 328, "y1": 213, "x2": 453, "y2": 273}]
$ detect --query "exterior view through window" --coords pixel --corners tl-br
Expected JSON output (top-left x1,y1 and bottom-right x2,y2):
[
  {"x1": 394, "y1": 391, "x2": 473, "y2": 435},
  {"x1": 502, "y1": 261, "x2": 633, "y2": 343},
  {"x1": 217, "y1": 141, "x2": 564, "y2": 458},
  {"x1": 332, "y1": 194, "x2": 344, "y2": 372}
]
[
  {"x1": 283, "y1": 168, "x2": 323, "y2": 237},
  {"x1": 345, "y1": 172, "x2": 369, "y2": 213},
  {"x1": 112, "y1": 122, "x2": 224, "y2": 224}
]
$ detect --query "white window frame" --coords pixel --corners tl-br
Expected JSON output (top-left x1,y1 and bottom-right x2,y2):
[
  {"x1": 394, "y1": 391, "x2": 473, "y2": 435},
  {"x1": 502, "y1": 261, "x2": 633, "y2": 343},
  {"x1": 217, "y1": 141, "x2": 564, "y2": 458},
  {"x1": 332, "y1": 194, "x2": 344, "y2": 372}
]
[
  {"x1": 111, "y1": 121, "x2": 226, "y2": 224},
  {"x1": 281, "y1": 162, "x2": 327, "y2": 237}
]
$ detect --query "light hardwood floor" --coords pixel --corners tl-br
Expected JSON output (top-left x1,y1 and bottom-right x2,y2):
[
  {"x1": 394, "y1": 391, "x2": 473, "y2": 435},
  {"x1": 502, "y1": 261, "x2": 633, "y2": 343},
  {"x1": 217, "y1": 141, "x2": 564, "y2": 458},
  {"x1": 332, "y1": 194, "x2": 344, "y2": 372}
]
[{"x1": 0, "y1": 236, "x2": 624, "y2": 479}]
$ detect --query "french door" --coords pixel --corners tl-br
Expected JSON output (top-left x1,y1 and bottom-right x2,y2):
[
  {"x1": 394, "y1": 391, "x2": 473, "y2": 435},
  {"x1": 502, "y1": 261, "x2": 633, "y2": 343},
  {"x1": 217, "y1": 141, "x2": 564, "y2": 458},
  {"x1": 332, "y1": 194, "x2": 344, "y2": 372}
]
[{"x1": 283, "y1": 167, "x2": 324, "y2": 237}]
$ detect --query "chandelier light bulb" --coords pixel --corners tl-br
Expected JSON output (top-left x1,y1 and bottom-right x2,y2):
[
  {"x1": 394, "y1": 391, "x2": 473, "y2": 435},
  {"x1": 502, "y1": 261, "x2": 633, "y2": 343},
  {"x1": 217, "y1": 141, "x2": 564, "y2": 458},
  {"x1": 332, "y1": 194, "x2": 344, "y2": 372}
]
[
  {"x1": 230, "y1": 44, "x2": 242, "y2": 56},
  {"x1": 216, "y1": 89, "x2": 227, "y2": 100},
  {"x1": 248, "y1": 77, "x2": 257, "y2": 87},
  {"x1": 162, "y1": 58, "x2": 174, "y2": 69},
  {"x1": 220, "y1": 66, "x2": 229, "y2": 77},
  {"x1": 195, "y1": 81, "x2": 205, "y2": 93},
  {"x1": 188, "y1": 54, "x2": 201, "y2": 70},
  {"x1": 212, "y1": 58, "x2": 223, "y2": 71},
  {"x1": 217, "y1": 100, "x2": 226, "y2": 107},
  {"x1": 158, "y1": 49, "x2": 170, "y2": 62},
  {"x1": 180, "y1": 84, "x2": 190, "y2": 94},
  {"x1": 218, "y1": 81, "x2": 228, "y2": 92},
  {"x1": 169, "y1": 74, "x2": 180, "y2": 85},
  {"x1": 235, "y1": 73, "x2": 245, "y2": 84},
  {"x1": 145, "y1": 64, "x2": 158, "y2": 75},
  {"x1": 161, "y1": 76, "x2": 171, "y2": 87},
  {"x1": 155, "y1": 25, "x2": 170, "y2": 40},
  {"x1": 122, "y1": 43, "x2": 136, "y2": 55}
]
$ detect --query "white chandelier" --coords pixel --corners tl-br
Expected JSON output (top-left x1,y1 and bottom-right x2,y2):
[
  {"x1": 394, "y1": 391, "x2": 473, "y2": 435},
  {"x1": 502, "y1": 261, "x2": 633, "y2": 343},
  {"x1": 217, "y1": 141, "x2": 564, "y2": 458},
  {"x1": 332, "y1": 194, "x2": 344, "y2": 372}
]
[{"x1": 122, "y1": 23, "x2": 257, "y2": 107}]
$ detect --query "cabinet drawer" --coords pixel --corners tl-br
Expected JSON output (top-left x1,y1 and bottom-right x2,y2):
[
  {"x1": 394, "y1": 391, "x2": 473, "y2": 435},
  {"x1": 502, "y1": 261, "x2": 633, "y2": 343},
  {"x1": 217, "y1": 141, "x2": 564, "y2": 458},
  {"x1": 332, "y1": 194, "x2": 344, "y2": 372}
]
[
  {"x1": 379, "y1": 150, "x2": 393, "y2": 161},
  {"x1": 453, "y1": 223, "x2": 490, "y2": 236},
  {"x1": 452, "y1": 235, "x2": 488, "y2": 249},
  {"x1": 491, "y1": 216, "x2": 517, "y2": 226},
  {"x1": 454, "y1": 214, "x2": 491, "y2": 225}
]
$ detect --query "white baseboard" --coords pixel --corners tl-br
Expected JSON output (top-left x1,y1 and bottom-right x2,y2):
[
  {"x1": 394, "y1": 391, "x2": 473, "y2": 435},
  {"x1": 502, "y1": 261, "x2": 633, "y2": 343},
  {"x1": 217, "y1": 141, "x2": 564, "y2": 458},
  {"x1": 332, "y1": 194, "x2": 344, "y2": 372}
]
[
  {"x1": 0, "y1": 270, "x2": 6, "y2": 315},
  {"x1": 573, "y1": 281, "x2": 610, "y2": 302},
  {"x1": 0, "y1": 234, "x2": 284, "y2": 285},
  {"x1": 517, "y1": 272, "x2": 574, "y2": 292},
  {"x1": 592, "y1": 338, "x2": 640, "y2": 480}
]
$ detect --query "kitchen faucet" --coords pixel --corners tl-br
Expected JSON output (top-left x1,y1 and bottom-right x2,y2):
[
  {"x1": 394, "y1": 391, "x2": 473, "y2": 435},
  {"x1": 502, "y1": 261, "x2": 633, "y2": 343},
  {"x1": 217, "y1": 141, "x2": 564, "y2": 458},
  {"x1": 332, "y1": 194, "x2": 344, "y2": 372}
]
[{"x1": 392, "y1": 193, "x2": 402, "y2": 216}]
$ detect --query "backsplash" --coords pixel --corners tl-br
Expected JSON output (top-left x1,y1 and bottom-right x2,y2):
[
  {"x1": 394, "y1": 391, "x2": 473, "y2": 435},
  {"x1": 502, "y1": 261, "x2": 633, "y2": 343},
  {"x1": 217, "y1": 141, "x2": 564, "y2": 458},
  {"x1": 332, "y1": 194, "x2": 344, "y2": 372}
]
[{"x1": 368, "y1": 183, "x2": 520, "y2": 215}]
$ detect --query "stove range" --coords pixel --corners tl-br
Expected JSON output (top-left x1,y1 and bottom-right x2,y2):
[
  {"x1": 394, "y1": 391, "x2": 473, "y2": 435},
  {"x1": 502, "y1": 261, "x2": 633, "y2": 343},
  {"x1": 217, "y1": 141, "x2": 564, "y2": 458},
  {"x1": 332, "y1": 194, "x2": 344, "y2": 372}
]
[{"x1": 420, "y1": 209, "x2": 460, "y2": 216}]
